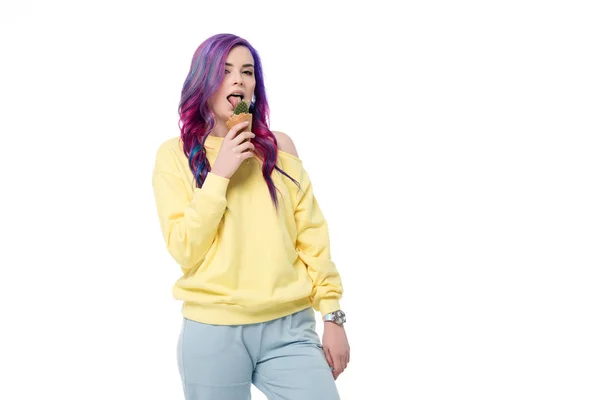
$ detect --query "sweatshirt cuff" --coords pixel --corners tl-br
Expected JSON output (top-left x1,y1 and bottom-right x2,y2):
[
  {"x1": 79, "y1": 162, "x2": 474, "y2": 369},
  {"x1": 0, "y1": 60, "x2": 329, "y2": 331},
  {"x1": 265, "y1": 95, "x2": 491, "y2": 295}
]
[
  {"x1": 201, "y1": 172, "x2": 230, "y2": 198},
  {"x1": 318, "y1": 299, "x2": 341, "y2": 319}
]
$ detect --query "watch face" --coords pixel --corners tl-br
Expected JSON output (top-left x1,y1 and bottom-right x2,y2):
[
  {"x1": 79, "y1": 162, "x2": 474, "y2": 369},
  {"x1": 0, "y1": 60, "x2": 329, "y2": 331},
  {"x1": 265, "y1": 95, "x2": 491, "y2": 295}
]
[{"x1": 325, "y1": 310, "x2": 345, "y2": 325}]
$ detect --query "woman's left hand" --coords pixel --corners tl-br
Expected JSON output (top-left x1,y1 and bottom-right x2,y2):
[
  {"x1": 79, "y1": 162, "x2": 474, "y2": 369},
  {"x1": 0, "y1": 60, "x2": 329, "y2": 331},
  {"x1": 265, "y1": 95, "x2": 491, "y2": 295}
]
[{"x1": 322, "y1": 323, "x2": 350, "y2": 380}]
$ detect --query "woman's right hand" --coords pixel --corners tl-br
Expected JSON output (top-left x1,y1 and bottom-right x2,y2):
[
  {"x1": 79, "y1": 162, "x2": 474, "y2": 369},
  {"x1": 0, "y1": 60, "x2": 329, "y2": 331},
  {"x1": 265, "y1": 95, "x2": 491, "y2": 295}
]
[{"x1": 211, "y1": 121, "x2": 256, "y2": 179}]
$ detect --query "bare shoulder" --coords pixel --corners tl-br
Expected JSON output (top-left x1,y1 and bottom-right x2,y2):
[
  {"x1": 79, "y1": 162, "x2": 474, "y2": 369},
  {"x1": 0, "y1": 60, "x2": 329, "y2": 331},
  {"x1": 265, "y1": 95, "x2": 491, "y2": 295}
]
[{"x1": 273, "y1": 131, "x2": 299, "y2": 158}]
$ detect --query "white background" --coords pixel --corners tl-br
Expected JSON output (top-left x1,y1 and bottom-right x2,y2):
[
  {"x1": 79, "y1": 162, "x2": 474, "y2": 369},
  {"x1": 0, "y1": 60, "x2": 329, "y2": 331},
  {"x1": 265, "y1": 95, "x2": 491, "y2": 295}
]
[{"x1": 1, "y1": 1, "x2": 599, "y2": 399}]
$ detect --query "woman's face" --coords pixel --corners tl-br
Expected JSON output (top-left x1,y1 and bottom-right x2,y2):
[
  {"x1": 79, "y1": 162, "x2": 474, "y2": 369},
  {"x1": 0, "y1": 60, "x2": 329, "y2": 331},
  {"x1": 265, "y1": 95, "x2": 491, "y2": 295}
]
[{"x1": 208, "y1": 45, "x2": 256, "y2": 125}]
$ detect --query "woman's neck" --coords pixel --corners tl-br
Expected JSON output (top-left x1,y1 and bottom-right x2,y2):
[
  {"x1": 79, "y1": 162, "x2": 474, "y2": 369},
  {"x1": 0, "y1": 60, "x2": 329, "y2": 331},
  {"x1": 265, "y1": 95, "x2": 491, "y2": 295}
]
[{"x1": 209, "y1": 120, "x2": 228, "y2": 138}]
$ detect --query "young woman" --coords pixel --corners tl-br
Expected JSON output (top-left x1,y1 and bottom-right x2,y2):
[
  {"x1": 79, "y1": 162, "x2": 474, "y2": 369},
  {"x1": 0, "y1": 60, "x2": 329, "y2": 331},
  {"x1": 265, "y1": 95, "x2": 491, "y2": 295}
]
[{"x1": 152, "y1": 33, "x2": 350, "y2": 400}]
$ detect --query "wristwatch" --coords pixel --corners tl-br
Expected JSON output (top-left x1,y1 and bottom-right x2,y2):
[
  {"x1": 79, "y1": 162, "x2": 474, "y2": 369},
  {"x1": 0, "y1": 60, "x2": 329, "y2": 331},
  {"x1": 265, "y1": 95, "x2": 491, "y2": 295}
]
[{"x1": 323, "y1": 310, "x2": 346, "y2": 326}]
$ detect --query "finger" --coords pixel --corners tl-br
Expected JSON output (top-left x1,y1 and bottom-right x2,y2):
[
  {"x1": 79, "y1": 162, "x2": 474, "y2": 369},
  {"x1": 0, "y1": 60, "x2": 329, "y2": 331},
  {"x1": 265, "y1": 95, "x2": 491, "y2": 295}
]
[
  {"x1": 225, "y1": 121, "x2": 250, "y2": 140},
  {"x1": 340, "y1": 355, "x2": 347, "y2": 372},
  {"x1": 233, "y1": 131, "x2": 255, "y2": 146},
  {"x1": 235, "y1": 142, "x2": 255, "y2": 154},
  {"x1": 332, "y1": 353, "x2": 342, "y2": 377},
  {"x1": 237, "y1": 150, "x2": 255, "y2": 160},
  {"x1": 323, "y1": 347, "x2": 334, "y2": 369},
  {"x1": 333, "y1": 368, "x2": 341, "y2": 380}
]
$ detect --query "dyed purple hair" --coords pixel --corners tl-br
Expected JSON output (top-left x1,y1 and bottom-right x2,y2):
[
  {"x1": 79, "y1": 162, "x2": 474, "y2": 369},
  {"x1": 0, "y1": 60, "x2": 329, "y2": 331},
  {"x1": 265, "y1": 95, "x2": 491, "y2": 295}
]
[{"x1": 178, "y1": 33, "x2": 299, "y2": 209}]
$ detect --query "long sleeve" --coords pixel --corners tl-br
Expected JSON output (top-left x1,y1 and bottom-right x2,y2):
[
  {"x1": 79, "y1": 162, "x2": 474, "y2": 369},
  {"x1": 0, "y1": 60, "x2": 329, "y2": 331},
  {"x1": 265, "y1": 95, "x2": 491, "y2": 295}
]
[
  {"x1": 152, "y1": 144, "x2": 230, "y2": 271},
  {"x1": 294, "y1": 166, "x2": 343, "y2": 316}
]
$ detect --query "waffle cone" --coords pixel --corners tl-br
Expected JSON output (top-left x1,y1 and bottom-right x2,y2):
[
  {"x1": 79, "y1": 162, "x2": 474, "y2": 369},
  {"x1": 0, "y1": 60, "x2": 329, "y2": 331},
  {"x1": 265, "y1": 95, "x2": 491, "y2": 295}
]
[{"x1": 226, "y1": 113, "x2": 253, "y2": 132}]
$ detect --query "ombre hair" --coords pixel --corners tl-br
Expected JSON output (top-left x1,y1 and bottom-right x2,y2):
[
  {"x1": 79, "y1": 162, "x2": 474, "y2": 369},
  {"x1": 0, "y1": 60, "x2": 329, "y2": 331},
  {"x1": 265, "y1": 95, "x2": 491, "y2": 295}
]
[{"x1": 178, "y1": 33, "x2": 299, "y2": 209}]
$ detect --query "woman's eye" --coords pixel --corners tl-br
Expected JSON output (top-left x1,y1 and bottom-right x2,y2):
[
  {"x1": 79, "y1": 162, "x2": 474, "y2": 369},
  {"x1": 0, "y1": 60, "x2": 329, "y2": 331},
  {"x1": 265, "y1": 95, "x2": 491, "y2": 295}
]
[
  {"x1": 243, "y1": 71, "x2": 253, "y2": 76},
  {"x1": 224, "y1": 70, "x2": 230, "y2": 74}
]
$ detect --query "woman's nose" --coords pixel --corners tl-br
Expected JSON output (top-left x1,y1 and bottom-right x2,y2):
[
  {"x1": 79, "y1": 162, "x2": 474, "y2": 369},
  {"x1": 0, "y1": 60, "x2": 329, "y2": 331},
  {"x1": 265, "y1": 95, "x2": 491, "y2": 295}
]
[{"x1": 232, "y1": 71, "x2": 244, "y2": 85}]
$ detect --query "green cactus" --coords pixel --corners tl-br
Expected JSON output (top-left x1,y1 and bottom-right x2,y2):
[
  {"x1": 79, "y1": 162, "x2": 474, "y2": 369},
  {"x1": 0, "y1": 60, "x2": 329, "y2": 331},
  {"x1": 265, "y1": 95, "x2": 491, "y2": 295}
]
[{"x1": 233, "y1": 100, "x2": 249, "y2": 115}]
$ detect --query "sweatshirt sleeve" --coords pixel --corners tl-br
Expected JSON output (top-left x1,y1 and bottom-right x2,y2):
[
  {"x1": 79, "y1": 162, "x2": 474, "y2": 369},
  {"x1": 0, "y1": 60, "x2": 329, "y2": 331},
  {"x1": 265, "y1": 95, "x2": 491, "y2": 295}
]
[
  {"x1": 294, "y1": 166, "x2": 344, "y2": 317},
  {"x1": 152, "y1": 144, "x2": 230, "y2": 271}
]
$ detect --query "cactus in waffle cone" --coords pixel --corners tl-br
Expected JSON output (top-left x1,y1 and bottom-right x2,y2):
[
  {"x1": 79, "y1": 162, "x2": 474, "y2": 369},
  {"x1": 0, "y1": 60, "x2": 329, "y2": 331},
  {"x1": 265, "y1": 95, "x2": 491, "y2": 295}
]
[
  {"x1": 233, "y1": 99, "x2": 249, "y2": 115},
  {"x1": 226, "y1": 100, "x2": 252, "y2": 131}
]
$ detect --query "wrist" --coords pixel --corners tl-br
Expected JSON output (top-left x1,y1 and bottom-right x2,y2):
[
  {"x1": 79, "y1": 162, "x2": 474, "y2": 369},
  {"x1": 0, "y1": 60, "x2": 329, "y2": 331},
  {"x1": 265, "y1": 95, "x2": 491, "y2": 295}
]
[
  {"x1": 210, "y1": 169, "x2": 230, "y2": 180},
  {"x1": 323, "y1": 309, "x2": 346, "y2": 326}
]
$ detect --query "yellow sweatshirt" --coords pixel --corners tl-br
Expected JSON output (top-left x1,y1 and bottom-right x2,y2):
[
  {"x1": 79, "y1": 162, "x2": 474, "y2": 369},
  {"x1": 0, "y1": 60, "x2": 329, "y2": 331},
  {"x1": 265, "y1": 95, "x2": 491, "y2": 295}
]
[{"x1": 151, "y1": 135, "x2": 343, "y2": 325}]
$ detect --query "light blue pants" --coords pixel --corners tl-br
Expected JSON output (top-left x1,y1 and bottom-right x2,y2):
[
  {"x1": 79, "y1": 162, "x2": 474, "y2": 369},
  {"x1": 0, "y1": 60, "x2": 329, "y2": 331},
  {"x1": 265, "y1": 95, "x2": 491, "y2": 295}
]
[{"x1": 177, "y1": 307, "x2": 340, "y2": 399}]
